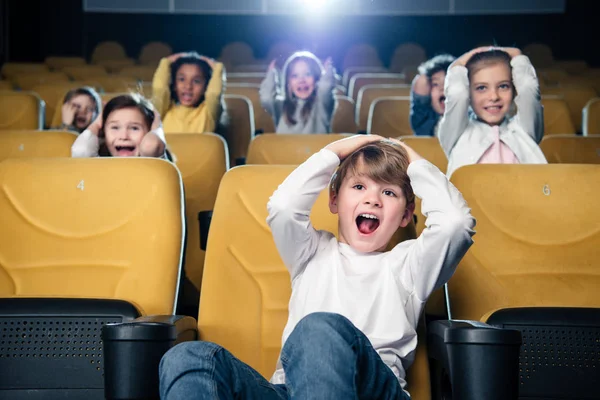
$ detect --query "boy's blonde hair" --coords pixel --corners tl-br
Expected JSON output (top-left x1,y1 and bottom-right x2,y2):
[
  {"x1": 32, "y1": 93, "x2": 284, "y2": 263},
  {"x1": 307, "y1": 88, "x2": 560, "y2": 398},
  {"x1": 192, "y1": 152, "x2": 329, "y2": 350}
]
[{"x1": 331, "y1": 141, "x2": 415, "y2": 204}]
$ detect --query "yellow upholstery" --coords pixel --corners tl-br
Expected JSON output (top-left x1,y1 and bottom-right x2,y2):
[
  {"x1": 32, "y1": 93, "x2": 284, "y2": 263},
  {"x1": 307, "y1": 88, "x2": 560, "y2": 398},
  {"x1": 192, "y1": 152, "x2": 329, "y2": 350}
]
[
  {"x1": 91, "y1": 41, "x2": 128, "y2": 63},
  {"x1": 556, "y1": 60, "x2": 589, "y2": 75},
  {"x1": 199, "y1": 165, "x2": 416, "y2": 374},
  {"x1": 12, "y1": 72, "x2": 69, "y2": 90},
  {"x1": 342, "y1": 66, "x2": 387, "y2": 88},
  {"x1": 342, "y1": 44, "x2": 383, "y2": 71},
  {"x1": 139, "y1": 41, "x2": 172, "y2": 65},
  {"x1": 101, "y1": 92, "x2": 130, "y2": 104},
  {"x1": 0, "y1": 81, "x2": 13, "y2": 91},
  {"x1": 397, "y1": 136, "x2": 448, "y2": 236},
  {"x1": 45, "y1": 56, "x2": 86, "y2": 70},
  {"x1": 222, "y1": 94, "x2": 255, "y2": 164},
  {"x1": 165, "y1": 133, "x2": 228, "y2": 291},
  {"x1": 543, "y1": 86, "x2": 597, "y2": 132},
  {"x1": 367, "y1": 96, "x2": 412, "y2": 136},
  {"x1": 523, "y1": 43, "x2": 554, "y2": 68},
  {"x1": 118, "y1": 66, "x2": 156, "y2": 81},
  {"x1": 246, "y1": 133, "x2": 351, "y2": 165},
  {"x1": 540, "y1": 97, "x2": 576, "y2": 135},
  {"x1": 348, "y1": 73, "x2": 406, "y2": 101},
  {"x1": 583, "y1": 97, "x2": 600, "y2": 136},
  {"x1": 78, "y1": 75, "x2": 132, "y2": 93},
  {"x1": 389, "y1": 43, "x2": 427, "y2": 74},
  {"x1": 331, "y1": 95, "x2": 357, "y2": 133},
  {"x1": 540, "y1": 135, "x2": 600, "y2": 164},
  {"x1": 33, "y1": 83, "x2": 82, "y2": 126},
  {"x1": 538, "y1": 68, "x2": 567, "y2": 84},
  {"x1": 0, "y1": 157, "x2": 185, "y2": 315},
  {"x1": 63, "y1": 65, "x2": 108, "y2": 80},
  {"x1": 0, "y1": 130, "x2": 76, "y2": 161},
  {"x1": 95, "y1": 59, "x2": 138, "y2": 74},
  {"x1": 448, "y1": 164, "x2": 600, "y2": 322},
  {"x1": 1, "y1": 63, "x2": 49, "y2": 80},
  {"x1": 226, "y1": 84, "x2": 275, "y2": 133},
  {"x1": 356, "y1": 84, "x2": 411, "y2": 131},
  {"x1": 0, "y1": 91, "x2": 44, "y2": 130}
]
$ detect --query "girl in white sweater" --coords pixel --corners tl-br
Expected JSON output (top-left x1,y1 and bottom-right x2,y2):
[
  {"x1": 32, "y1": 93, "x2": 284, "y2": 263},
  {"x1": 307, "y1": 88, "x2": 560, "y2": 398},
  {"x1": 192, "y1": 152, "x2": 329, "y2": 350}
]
[
  {"x1": 438, "y1": 46, "x2": 547, "y2": 177},
  {"x1": 260, "y1": 51, "x2": 336, "y2": 134}
]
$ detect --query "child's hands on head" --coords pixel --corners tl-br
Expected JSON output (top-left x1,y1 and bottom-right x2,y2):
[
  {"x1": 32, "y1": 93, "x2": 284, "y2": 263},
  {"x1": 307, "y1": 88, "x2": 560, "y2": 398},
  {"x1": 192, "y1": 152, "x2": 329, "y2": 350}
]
[
  {"x1": 138, "y1": 132, "x2": 165, "y2": 158},
  {"x1": 198, "y1": 55, "x2": 216, "y2": 69},
  {"x1": 386, "y1": 138, "x2": 424, "y2": 163},
  {"x1": 61, "y1": 102, "x2": 77, "y2": 126},
  {"x1": 453, "y1": 46, "x2": 492, "y2": 68},
  {"x1": 167, "y1": 53, "x2": 188, "y2": 63},
  {"x1": 87, "y1": 112, "x2": 103, "y2": 136},
  {"x1": 325, "y1": 135, "x2": 385, "y2": 160}
]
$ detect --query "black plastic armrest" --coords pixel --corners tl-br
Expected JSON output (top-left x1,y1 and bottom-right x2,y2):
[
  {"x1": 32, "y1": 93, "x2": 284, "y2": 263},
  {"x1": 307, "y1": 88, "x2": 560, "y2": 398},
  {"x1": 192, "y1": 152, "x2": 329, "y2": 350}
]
[
  {"x1": 198, "y1": 210, "x2": 213, "y2": 251},
  {"x1": 235, "y1": 157, "x2": 246, "y2": 166},
  {"x1": 427, "y1": 319, "x2": 522, "y2": 400},
  {"x1": 102, "y1": 315, "x2": 198, "y2": 400}
]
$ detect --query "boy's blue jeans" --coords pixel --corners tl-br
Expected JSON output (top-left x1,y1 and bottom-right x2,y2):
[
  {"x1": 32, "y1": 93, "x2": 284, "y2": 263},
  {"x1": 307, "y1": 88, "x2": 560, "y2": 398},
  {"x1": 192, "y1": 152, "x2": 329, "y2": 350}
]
[{"x1": 159, "y1": 312, "x2": 410, "y2": 399}]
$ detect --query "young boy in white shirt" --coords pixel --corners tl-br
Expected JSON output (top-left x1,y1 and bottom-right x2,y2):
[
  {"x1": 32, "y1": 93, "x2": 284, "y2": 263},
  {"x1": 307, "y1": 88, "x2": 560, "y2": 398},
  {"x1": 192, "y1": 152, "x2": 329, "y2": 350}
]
[{"x1": 159, "y1": 135, "x2": 476, "y2": 399}]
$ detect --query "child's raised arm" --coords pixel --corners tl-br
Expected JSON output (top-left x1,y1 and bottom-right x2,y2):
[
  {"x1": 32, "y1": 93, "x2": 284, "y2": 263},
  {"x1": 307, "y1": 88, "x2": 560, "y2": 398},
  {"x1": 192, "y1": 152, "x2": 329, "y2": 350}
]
[
  {"x1": 505, "y1": 48, "x2": 544, "y2": 143},
  {"x1": 438, "y1": 48, "x2": 486, "y2": 156},
  {"x1": 71, "y1": 114, "x2": 102, "y2": 157},
  {"x1": 152, "y1": 53, "x2": 186, "y2": 118},
  {"x1": 387, "y1": 139, "x2": 475, "y2": 301},
  {"x1": 259, "y1": 60, "x2": 280, "y2": 119},
  {"x1": 267, "y1": 135, "x2": 384, "y2": 279},
  {"x1": 410, "y1": 74, "x2": 438, "y2": 137},
  {"x1": 198, "y1": 56, "x2": 224, "y2": 134},
  {"x1": 316, "y1": 58, "x2": 336, "y2": 116}
]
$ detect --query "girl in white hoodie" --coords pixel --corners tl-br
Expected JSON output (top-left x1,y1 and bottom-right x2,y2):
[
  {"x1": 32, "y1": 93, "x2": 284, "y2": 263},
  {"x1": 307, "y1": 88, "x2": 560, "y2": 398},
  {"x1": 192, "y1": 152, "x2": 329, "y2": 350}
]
[{"x1": 438, "y1": 46, "x2": 546, "y2": 177}]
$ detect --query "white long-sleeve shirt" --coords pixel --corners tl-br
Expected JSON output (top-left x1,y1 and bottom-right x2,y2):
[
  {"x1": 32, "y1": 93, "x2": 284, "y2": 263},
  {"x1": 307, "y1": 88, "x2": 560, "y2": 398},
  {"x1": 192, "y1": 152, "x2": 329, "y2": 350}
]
[
  {"x1": 266, "y1": 149, "x2": 476, "y2": 394},
  {"x1": 438, "y1": 55, "x2": 547, "y2": 177},
  {"x1": 71, "y1": 127, "x2": 167, "y2": 158}
]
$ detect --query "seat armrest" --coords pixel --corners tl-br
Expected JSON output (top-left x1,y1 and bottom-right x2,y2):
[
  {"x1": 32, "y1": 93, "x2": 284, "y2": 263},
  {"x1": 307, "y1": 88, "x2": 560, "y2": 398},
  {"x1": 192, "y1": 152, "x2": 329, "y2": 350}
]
[
  {"x1": 102, "y1": 315, "x2": 198, "y2": 400},
  {"x1": 427, "y1": 319, "x2": 522, "y2": 400}
]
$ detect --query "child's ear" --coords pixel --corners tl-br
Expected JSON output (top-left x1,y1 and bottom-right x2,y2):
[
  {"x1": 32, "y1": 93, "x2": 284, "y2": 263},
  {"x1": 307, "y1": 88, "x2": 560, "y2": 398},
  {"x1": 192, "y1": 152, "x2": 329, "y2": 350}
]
[
  {"x1": 399, "y1": 202, "x2": 416, "y2": 228},
  {"x1": 329, "y1": 190, "x2": 339, "y2": 214}
]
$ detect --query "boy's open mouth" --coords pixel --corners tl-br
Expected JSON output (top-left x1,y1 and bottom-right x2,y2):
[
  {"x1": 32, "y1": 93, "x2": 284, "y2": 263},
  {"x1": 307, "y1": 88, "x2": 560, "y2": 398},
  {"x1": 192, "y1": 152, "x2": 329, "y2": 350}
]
[
  {"x1": 115, "y1": 145, "x2": 136, "y2": 156},
  {"x1": 356, "y1": 213, "x2": 380, "y2": 235}
]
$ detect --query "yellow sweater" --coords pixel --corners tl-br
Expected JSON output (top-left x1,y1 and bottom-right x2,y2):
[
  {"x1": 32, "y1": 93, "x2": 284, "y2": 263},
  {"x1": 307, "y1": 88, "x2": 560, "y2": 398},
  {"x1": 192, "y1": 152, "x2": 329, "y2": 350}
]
[{"x1": 152, "y1": 58, "x2": 224, "y2": 134}]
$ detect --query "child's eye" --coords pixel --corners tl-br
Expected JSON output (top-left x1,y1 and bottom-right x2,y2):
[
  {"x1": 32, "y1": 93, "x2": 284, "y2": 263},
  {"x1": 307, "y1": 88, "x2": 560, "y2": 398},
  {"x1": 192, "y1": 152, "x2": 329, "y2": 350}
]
[
  {"x1": 432, "y1": 83, "x2": 439, "y2": 88},
  {"x1": 475, "y1": 85, "x2": 486, "y2": 91},
  {"x1": 499, "y1": 83, "x2": 511, "y2": 90},
  {"x1": 353, "y1": 184, "x2": 364, "y2": 190},
  {"x1": 131, "y1": 126, "x2": 140, "y2": 131},
  {"x1": 383, "y1": 190, "x2": 396, "y2": 197},
  {"x1": 193, "y1": 79, "x2": 202, "y2": 85}
]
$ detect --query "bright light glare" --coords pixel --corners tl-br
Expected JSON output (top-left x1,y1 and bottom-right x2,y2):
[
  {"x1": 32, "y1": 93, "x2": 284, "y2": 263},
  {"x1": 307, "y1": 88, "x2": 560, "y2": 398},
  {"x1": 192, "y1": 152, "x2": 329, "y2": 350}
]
[{"x1": 302, "y1": 0, "x2": 327, "y2": 10}]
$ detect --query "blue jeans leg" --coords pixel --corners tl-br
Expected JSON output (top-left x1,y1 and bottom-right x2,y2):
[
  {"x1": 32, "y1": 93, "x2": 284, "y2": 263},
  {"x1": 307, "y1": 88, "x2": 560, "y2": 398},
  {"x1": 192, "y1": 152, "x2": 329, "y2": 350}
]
[
  {"x1": 281, "y1": 312, "x2": 409, "y2": 400},
  {"x1": 159, "y1": 341, "x2": 288, "y2": 400}
]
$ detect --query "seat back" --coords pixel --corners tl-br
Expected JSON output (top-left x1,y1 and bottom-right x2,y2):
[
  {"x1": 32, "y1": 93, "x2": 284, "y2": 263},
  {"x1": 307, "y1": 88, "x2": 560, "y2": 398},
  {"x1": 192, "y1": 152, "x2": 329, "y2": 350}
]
[
  {"x1": 543, "y1": 86, "x2": 597, "y2": 132},
  {"x1": 367, "y1": 96, "x2": 412, "y2": 136},
  {"x1": 0, "y1": 130, "x2": 76, "y2": 161},
  {"x1": 0, "y1": 158, "x2": 185, "y2": 316},
  {"x1": 1, "y1": 63, "x2": 49, "y2": 80},
  {"x1": 331, "y1": 95, "x2": 357, "y2": 133},
  {"x1": 0, "y1": 91, "x2": 44, "y2": 129},
  {"x1": 118, "y1": 66, "x2": 156, "y2": 81},
  {"x1": 45, "y1": 56, "x2": 87, "y2": 70},
  {"x1": 222, "y1": 94, "x2": 255, "y2": 164},
  {"x1": 227, "y1": 73, "x2": 266, "y2": 85},
  {"x1": 448, "y1": 164, "x2": 600, "y2": 321},
  {"x1": 582, "y1": 97, "x2": 600, "y2": 136},
  {"x1": 33, "y1": 82, "x2": 82, "y2": 126},
  {"x1": 541, "y1": 96, "x2": 576, "y2": 135},
  {"x1": 166, "y1": 133, "x2": 229, "y2": 290},
  {"x1": 247, "y1": 133, "x2": 351, "y2": 165},
  {"x1": 342, "y1": 66, "x2": 388, "y2": 88},
  {"x1": 226, "y1": 84, "x2": 275, "y2": 133},
  {"x1": 199, "y1": 165, "x2": 422, "y2": 393},
  {"x1": 91, "y1": 41, "x2": 128, "y2": 63},
  {"x1": 449, "y1": 164, "x2": 600, "y2": 399},
  {"x1": 540, "y1": 135, "x2": 600, "y2": 164},
  {"x1": 139, "y1": 41, "x2": 172, "y2": 65},
  {"x1": 356, "y1": 84, "x2": 411, "y2": 130},
  {"x1": 13, "y1": 72, "x2": 69, "y2": 90},
  {"x1": 348, "y1": 73, "x2": 406, "y2": 101},
  {"x1": 63, "y1": 65, "x2": 108, "y2": 80}
]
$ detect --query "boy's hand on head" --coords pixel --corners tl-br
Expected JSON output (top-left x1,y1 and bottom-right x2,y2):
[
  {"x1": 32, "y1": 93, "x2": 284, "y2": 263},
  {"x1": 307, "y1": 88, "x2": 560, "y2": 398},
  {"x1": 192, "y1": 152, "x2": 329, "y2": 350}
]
[
  {"x1": 167, "y1": 53, "x2": 187, "y2": 63},
  {"x1": 325, "y1": 134, "x2": 385, "y2": 161},
  {"x1": 61, "y1": 102, "x2": 77, "y2": 126},
  {"x1": 412, "y1": 74, "x2": 431, "y2": 96},
  {"x1": 387, "y1": 138, "x2": 424, "y2": 163}
]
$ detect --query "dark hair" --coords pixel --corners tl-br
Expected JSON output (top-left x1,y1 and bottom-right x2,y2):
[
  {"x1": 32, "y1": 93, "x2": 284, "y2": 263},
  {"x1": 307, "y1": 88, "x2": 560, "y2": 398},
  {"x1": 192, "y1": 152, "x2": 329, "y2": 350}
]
[
  {"x1": 63, "y1": 86, "x2": 102, "y2": 122},
  {"x1": 281, "y1": 51, "x2": 324, "y2": 126},
  {"x1": 98, "y1": 93, "x2": 155, "y2": 157},
  {"x1": 417, "y1": 54, "x2": 455, "y2": 80},
  {"x1": 169, "y1": 51, "x2": 212, "y2": 107},
  {"x1": 465, "y1": 49, "x2": 512, "y2": 81}
]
